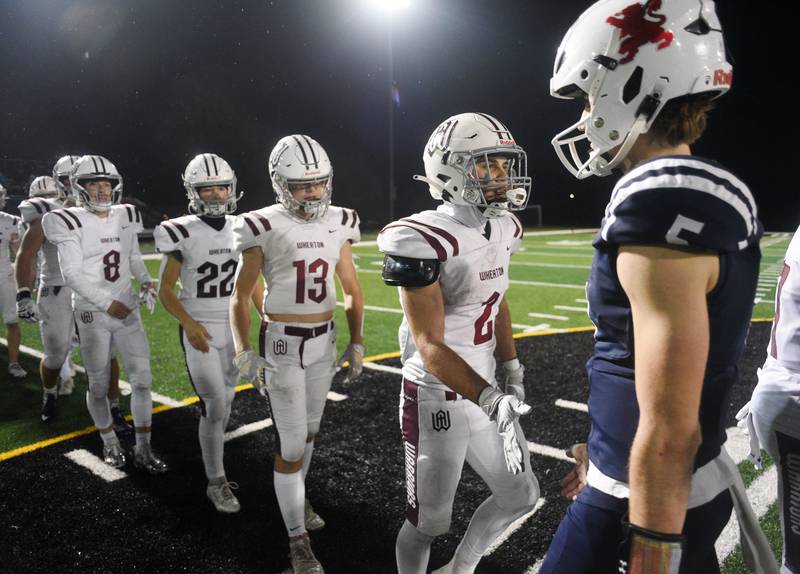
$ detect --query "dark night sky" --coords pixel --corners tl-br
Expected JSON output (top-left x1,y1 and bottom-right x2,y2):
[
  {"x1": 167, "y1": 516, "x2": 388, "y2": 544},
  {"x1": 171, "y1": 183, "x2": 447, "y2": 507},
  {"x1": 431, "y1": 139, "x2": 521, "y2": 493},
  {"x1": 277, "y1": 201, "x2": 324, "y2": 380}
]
[{"x1": 0, "y1": 0, "x2": 791, "y2": 230}]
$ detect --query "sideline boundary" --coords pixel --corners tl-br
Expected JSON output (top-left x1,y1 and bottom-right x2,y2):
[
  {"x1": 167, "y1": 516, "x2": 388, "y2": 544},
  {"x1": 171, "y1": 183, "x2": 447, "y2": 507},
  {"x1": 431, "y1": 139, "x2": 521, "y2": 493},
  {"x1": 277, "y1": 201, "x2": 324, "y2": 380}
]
[{"x1": 0, "y1": 318, "x2": 774, "y2": 463}]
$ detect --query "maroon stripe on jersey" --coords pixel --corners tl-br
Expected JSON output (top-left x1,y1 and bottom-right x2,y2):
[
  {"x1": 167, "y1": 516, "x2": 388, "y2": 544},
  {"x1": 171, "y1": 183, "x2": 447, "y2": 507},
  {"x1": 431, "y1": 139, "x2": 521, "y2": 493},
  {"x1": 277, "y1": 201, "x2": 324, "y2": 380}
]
[
  {"x1": 401, "y1": 379, "x2": 420, "y2": 527},
  {"x1": 135, "y1": 208, "x2": 141, "y2": 223},
  {"x1": 53, "y1": 211, "x2": 74, "y2": 231},
  {"x1": 63, "y1": 210, "x2": 82, "y2": 228},
  {"x1": 401, "y1": 218, "x2": 459, "y2": 256},
  {"x1": 510, "y1": 214, "x2": 522, "y2": 238},
  {"x1": 770, "y1": 262, "x2": 791, "y2": 359},
  {"x1": 243, "y1": 215, "x2": 260, "y2": 236},
  {"x1": 30, "y1": 200, "x2": 43, "y2": 214},
  {"x1": 252, "y1": 212, "x2": 271, "y2": 232},
  {"x1": 174, "y1": 222, "x2": 190, "y2": 238},
  {"x1": 161, "y1": 223, "x2": 180, "y2": 243},
  {"x1": 350, "y1": 210, "x2": 358, "y2": 229},
  {"x1": 341, "y1": 210, "x2": 348, "y2": 226},
  {"x1": 125, "y1": 205, "x2": 134, "y2": 222},
  {"x1": 382, "y1": 224, "x2": 448, "y2": 261}
]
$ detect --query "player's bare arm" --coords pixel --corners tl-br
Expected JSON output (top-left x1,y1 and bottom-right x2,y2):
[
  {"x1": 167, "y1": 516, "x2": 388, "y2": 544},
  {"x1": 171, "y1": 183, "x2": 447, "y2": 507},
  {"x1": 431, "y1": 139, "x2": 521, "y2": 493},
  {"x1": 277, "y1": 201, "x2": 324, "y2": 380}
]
[
  {"x1": 401, "y1": 281, "x2": 490, "y2": 403},
  {"x1": 335, "y1": 241, "x2": 364, "y2": 346},
  {"x1": 159, "y1": 253, "x2": 211, "y2": 353},
  {"x1": 230, "y1": 245, "x2": 263, "y2": 354},
  {"x1": 618, "y1": 245, "x2": 718, "y2": 535},
  {"x1": 493, "y1": 297, "x2": 516, "y2": 362},
  {"x1": 14, "y1": 220, "x2": 45, "y2": 290}
]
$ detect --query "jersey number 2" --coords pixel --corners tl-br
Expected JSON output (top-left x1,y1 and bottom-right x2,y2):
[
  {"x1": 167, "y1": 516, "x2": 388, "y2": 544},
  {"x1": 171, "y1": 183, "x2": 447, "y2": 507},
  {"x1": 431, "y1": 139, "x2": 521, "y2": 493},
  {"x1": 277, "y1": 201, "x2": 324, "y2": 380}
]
[{"x1": 474, "y1": 291, "x2": 500, "y2": 345}]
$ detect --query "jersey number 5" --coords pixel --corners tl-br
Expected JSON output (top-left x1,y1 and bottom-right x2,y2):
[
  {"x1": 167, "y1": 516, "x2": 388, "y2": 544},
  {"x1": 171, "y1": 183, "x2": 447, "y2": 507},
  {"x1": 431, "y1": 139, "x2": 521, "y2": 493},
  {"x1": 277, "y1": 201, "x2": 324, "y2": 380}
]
[{"x1": 197, "y1": 260, "x2": 237, "y2": 298}]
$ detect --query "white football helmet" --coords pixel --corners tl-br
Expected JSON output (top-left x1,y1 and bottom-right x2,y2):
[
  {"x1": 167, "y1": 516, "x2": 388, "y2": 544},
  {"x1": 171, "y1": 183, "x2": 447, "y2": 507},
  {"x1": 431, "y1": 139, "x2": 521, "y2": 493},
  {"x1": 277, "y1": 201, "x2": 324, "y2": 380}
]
[
  {"x1": 550, "y1": 0, "x2": 732, "y2": 179},
  {"x1": 269, "y1": 135, "x2": 332, "y2": 222},
  {"x1": 52, "y1": 155, "x2": 81, "y2": 200},
  {"x1": 0, "y1": 183, "x2": 6, "y2": 209},
  {"x1": 69, "y1": 155, "x2": 123, "y2": 212},
  {"x1": 29, "y1": 176, "x2": 59, "y2": 199},
  {"x1": 415, "y1": 113, "x2": 531, "y2": 219},
  {"x1": 182, "y1": 153, "x2": 242, "y2": 217}
]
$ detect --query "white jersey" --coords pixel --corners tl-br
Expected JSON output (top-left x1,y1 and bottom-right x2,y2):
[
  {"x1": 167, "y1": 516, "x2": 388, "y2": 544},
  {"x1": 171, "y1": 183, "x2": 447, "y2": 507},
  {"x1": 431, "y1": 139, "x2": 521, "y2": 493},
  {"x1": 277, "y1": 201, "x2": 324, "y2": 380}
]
[
  {"x1": 0, "y1": 211, "x2": 21, "y2": 278},
  {"x1": 764, "y1": 225, "x2": 800, "y2": 382},
  {"x1": 18, "y1": 197, "x2": 65, "y2": 286},
  {"x1": 154, "y1": 215, "x2": 238, "y2": 323},
  {"x1": 232, "y1": 204, "x2": 360, "y2": 315},
  {"x1": 378, "y1": 204, "x2": 523, "y2": 391},
  {"x1": 42, "y1": 204, "x2": 150, "y2": 312}
]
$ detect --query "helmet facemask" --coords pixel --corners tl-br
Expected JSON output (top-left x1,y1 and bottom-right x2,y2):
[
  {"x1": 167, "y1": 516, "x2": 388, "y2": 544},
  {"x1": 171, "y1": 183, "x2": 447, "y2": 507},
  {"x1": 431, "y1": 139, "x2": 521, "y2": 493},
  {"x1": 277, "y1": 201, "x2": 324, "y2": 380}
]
[
  {"x1": 274, "y1": 173, "x2": 332, "y2": 222},
  {"x1": 460, "y1": 148, "x2": 531, "y2": 218},
  {"x1": 73, "y1": 177, "x2": 123, "y2": 213},
  {"x1": 185, "y1": 180, "x2": 240, "y2": 217},
  {"x1": 0, "y1": 187, "x2": 6, "y2": 210}
]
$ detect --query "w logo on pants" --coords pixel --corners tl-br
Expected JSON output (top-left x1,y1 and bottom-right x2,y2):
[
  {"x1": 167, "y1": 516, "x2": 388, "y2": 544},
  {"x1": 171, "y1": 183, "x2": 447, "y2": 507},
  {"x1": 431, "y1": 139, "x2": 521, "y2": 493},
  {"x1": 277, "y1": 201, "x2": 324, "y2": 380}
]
[
  {"x1": 273, "y1": 339, "x2": 287, "y2": 355},
  {"x1": 431, "y1": 409, "x2": 451, "y2": 432}
]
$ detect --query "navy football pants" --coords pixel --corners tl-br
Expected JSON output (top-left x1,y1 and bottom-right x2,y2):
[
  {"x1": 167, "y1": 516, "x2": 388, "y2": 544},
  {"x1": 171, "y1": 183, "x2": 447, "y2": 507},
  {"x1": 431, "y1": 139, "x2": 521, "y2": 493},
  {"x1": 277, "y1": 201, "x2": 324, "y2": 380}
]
[{"x1": 539, "y1": 486, "x2": 732, "y2": 574}]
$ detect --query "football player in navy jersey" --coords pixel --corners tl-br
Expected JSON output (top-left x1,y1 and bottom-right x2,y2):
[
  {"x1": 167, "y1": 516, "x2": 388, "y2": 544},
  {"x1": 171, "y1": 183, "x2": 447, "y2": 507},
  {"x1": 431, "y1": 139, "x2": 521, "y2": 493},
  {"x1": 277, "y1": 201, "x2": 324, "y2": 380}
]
[{"x1": 542, "y1": 1, "x2": 774, "y2": 574}]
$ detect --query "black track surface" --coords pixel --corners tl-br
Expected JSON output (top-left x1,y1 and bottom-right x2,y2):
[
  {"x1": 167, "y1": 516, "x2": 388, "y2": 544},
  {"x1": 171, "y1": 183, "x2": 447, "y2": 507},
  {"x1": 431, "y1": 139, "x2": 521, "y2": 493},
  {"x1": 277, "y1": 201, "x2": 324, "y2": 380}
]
[{"x1": 0, "y1": 324, "x2": 770, "y2": 573}]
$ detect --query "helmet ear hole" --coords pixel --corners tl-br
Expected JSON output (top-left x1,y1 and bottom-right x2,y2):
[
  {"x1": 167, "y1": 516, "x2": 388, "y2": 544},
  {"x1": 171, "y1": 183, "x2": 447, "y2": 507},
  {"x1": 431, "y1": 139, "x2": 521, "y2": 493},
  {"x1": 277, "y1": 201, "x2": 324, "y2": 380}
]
[
  {"x1": 684, "y1": 16, "x2": 710, "y2": 35},
  {"x1": 622, "y1": 66, "x2": 644, "y2": 104}
]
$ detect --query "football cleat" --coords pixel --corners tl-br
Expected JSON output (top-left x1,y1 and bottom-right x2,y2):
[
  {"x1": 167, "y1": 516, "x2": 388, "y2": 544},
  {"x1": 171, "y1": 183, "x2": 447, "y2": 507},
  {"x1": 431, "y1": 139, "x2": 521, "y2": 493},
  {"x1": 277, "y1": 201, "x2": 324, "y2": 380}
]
[
  {"x1": 288, "y1": 534, "x2": 324, "y2": 574},
  {"x1": 8, "y1": 363, "x2": 27, "y2": 379},
  {"x1": 206, "y1": 480, "x2": 241, "y2": 514},
  {"x1": 110, "y1": 405, "x2": 133, "y2": 433},
  {"x1": 40, "y1": 393, "x2": 57, "y2": 422},
  {"x1": 304, "y1": 498, "x2": 326, "y2": 531},
  {"x1": 133, "y1": 445, "x2": 168, "y2": 475},
  {"x1": 102, "y1": 442, "x2": 126, "y2": 469},
  {"x1": 58, "y1": 376, "x2": 74, "y2": 396}
]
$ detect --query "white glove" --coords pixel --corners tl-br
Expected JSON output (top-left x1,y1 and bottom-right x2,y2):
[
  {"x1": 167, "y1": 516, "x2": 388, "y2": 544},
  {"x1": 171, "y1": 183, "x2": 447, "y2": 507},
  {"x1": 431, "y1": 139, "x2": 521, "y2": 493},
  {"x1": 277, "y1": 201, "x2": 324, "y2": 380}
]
[
  {"x1": 501, "y1": 358, "x2": 525, "y2": 401},
  {"x1": 16, "y1": 289, "x2": 39, "y2": 322},
  {"x1": 139, "y1": 283, "x2": 158, "y2": 314},
  {"x1": 478, "y1": 386, "x2": 532, "y2": 474},
  {"x1": 735, "y1": 400, "x2": 763, "y2": 470},
  {"x1": 336, "y1": 343, "x2": 366, "y2": 384},
  {"x1": 233, "y1": 350, "x2": 276, "y2": 396}
]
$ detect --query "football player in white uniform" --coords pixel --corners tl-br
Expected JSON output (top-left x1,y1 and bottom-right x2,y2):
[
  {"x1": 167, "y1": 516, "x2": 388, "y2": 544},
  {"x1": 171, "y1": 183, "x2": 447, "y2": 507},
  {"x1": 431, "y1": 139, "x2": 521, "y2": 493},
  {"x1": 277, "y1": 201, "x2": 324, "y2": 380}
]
[
  {"x1": 156, "y1": 153, "x2": 257, "y2": 513},
  {"x1": 377, "y1": 113, "x2": 540, "y2": 574},
  {"x1": 231, "y1": 135, "x2": 365, "y2": 574},
  {"x1": 42, "y1": 155, "x2": 165, "y2": 472},
  {"x1": 0, "y1": 183, "x2": 25, "y2": 379},
  {"x1": 16, "y1": 164, "x2": 129, "y2": 427},
  {"x1": 738, "y1": 228, "x2": 800, "y2": 574}
]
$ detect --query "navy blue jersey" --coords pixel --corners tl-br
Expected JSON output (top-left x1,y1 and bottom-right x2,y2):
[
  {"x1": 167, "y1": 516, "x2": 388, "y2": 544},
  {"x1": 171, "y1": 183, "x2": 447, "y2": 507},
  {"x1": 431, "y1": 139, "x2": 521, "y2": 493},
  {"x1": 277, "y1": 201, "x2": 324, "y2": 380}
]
[{"x1": 586, "y1": 156, "x2": 762, "y2": 483}]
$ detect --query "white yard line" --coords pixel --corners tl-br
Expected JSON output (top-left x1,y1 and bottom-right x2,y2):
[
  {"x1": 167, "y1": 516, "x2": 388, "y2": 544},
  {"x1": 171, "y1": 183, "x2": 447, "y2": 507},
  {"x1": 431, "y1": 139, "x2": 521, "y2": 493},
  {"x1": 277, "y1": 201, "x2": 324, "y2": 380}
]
[
  {"x1": 554, "y1": 399, "x2": 589, "y2": 413},
  {"x1": 509, "y1": 279, "x2": 585, "y2": 290},
  {"x1": 553, "y1": 305, "x2": 588, "y2": 313},
  {"x1": 514, "y1": 251, "x2": 594, "y2": 259},
  {"x1": 527, "y1": 441, "x2": 572, "y2": 462},
  {"x1": 513, "y1": 323, "x2": 552, "y2": 332},
  {"x1": 714, "y1": 466, "x2": 778, "y2": 564},
  {"x1": 326, "y1": 391, "x2": 348, "y2": 402},
  {"x1": 512, "y1": 261, "x2": 591, "y2": 270},
  {"x1": 364, "y1": 362, "x2": 403, "y2": 375},
  {"x1": 142, "y1": 253, "x2": 162, "y2": 261},
  {"x1": 524, "y1": 228, "x2": 597, "y2": 237},
  {"x1": 64, "y1": 449, "x2": 127, "y2": 482},
  {"x1": 337, "y1": 302, "x2": 403, "y2": 314},
  {"x1": 528, "y1": 313, "x2": 569, "y2": 321},
  {"x1": 485, "y1": 498, "x2": 547, "y2": 556},
  {"x1": 0, "y1": 339, "x2": 184, "y2": 408},
  {"x1": 224, "y1": 418, "x2": 273, "y2": 442}
]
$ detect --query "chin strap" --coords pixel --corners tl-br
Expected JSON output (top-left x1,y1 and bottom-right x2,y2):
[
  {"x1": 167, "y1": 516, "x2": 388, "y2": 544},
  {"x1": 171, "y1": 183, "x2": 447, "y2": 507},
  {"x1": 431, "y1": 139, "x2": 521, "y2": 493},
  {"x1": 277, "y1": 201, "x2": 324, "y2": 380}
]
[{"x1": 413, "y1": 174, "x2": 446, "y2": 200}]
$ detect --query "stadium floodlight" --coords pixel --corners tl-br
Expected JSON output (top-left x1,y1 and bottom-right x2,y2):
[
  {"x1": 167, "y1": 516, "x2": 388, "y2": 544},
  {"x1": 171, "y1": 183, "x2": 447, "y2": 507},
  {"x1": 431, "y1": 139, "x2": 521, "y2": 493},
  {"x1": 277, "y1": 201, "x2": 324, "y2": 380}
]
[{"x1": 366, "y1": 0, "x2": 411, "y2": 13}]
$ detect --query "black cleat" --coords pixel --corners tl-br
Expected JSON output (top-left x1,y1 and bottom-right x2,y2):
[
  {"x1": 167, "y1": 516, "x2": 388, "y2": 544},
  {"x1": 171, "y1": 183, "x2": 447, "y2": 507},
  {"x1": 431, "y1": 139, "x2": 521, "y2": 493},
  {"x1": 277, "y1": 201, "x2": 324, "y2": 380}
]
[
  {"x1": 110, "y1": 405, "x2": 133, "y2": 433},
  {"x1": 40, "y1": 393, "x2": 57, "y2": 422},
  {"x1": 133, "y1": 445, "x2": 169, "y2": 475}
]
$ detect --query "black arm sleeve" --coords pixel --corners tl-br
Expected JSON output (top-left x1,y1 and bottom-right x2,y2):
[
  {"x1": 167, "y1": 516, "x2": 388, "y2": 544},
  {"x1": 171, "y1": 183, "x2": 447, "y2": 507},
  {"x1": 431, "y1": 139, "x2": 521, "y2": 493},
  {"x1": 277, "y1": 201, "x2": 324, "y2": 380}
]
[{"x1": 382, "y1": 254, "x2": 440, "y2": 287}]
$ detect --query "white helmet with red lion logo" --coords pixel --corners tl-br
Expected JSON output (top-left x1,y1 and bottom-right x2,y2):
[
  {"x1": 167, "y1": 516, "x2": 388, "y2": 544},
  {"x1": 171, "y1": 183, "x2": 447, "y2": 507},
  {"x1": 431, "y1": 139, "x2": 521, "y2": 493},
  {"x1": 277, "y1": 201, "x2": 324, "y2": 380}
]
[{"x1": 550, "y1": 0, "x2": 732, "y2": 179}]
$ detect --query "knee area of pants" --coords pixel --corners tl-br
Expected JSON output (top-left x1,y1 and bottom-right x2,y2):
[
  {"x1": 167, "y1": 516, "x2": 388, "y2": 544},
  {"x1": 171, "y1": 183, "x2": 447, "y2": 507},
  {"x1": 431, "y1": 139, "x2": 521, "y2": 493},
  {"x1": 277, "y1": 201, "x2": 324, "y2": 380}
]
[
  {"x1": 307, "y1": 421, "x2": 321, "y2": 437},
  {"x1": 202, "y1": 399, "x2": 228, "y2": 423},
  {"x1": 280, "y1": 439, "x2": 306, "y2": 464},
  {"x1": 43, "y1": 355, "x2": 67, "y2": 371},
  {"x1": 87, "y1": 384, "x2": 109, "y2": 399},
  {"x1": 128, "y1": 376, "x2": 152, "y2": 391}
]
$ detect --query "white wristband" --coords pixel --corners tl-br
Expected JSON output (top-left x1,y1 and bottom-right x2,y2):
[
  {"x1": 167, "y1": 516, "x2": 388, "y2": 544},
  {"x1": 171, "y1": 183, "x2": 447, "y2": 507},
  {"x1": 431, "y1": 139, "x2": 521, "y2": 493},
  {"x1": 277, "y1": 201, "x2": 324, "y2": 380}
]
[{"x1": 503, "y1": 357, "x2": 520, "y2": 371}]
